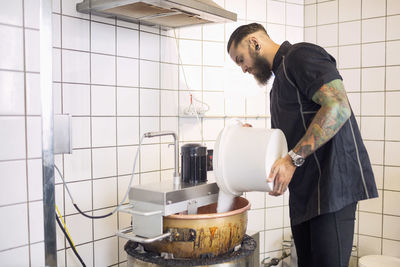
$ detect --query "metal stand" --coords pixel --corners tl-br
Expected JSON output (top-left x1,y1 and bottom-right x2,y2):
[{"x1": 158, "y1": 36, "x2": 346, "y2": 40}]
[{"x1": 40, "y1": 0, "x2": 57, "y2": 266}]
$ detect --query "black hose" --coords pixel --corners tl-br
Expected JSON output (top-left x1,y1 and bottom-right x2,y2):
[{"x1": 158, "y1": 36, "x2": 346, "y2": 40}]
[
  {"x1": 73, "y1": 203, "x2": 112, "y2": 219},
  {"x1": 55, "y1": 213, "x2": 86, "y2": 267}
]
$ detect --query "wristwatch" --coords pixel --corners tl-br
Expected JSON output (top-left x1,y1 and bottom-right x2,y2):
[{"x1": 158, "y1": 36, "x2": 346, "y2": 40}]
[{"x1": 288, "y1": 150, "x2": 305, "y2": 167}]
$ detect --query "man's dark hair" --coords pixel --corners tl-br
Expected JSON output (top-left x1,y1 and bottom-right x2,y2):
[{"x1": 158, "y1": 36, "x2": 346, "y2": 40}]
[{"x1": 227, "y1": 23, "x2": 268, "y2": 53}]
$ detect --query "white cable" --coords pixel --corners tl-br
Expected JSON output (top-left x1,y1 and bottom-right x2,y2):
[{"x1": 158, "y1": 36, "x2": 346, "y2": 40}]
[
  {"x1": 173, "y1": 29, "x2": 206, "y2": 143},
  {"x1": 55, "y1": 164, "x2": 75, "y2": 204},
  {"x1": 55, "y1": 134, "x2": 145, "y2": 215}
]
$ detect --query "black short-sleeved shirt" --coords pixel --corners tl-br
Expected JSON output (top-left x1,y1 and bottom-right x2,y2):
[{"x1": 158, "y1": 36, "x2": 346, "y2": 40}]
[{"x1": 270, "y1": 41, "x2": 378, "y2": 226}]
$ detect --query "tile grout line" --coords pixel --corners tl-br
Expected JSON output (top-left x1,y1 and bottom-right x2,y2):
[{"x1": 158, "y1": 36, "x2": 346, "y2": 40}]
[
  {"x1": 21, "y1": 0, "x2": 33, "y2": 265},
  {"x1": 89, "y1": 10, "x2": 96, "y2": 267},
  {"x1": 114, "y1": 15, "x2": 120, "y2": 266},
  {"x1": 356, "y1": 0, "x2": 363, "y2": 258},
  {"x1": 158, "y1": 26, "x2": 162, "y2": 187},
  {"x1": 59, "y1": 0, "x2": 68, "y2": 262},
  {"x1": 380, "y1": 0, "x2": 388, "y2": 255}
]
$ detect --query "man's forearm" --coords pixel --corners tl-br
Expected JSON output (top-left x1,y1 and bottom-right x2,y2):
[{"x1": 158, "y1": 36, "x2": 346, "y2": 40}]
[{"x1": 292, "y1": 79, "x2": 351, "y2": 158}]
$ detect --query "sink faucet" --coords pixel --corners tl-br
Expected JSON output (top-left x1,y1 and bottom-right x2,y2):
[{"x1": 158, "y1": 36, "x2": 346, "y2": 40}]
[{"x1": 144, "y1": 131, "x2": 180, "y2": 188}]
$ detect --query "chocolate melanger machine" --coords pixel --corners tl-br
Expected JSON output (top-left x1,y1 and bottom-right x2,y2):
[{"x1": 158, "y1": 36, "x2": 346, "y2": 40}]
[{"x1": 117, "y1": 123, "x2": 288, "y2": 266}]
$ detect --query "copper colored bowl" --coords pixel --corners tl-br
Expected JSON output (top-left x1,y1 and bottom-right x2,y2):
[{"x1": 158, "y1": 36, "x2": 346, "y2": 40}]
[{"x1": 144, "y1": 196, "x2": 250, "y2": 259}]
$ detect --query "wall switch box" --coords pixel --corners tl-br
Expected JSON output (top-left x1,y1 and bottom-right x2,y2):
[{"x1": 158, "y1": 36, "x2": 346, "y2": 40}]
[{"x1": 54, "y1": 114, "x2": 72, "y2": 154}]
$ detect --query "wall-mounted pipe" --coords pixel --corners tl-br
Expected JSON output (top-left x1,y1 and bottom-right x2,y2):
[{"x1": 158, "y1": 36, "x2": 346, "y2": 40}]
[
  {"x1": 40, "y1": 0, "x2": 57, "y2": 266},
  {"x1": 144, "y1": 131, "x2": 180, "y2": 188}
]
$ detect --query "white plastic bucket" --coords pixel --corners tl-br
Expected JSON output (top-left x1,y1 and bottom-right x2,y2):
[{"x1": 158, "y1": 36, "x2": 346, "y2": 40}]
[
  {"x1": 214, "y1": 120, "x2": 288, "y2": 197},
  {"x1": 359, "y1": 255, "x2": 400, "y2": 267}
]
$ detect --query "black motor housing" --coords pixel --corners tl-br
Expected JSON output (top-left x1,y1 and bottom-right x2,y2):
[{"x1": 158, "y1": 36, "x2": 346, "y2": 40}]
[{"x1": 181, "y1": 144, "x2": 207, "y2": 184}]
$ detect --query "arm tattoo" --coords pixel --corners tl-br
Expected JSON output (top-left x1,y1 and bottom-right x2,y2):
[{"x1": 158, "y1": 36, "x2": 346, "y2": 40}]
[{"x1": 293, "y1": 79, "x2": 351, "y2": 158}]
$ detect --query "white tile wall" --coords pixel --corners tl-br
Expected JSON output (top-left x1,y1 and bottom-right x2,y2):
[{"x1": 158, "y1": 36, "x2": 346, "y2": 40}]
[
  {"x1": 117, "y1": 57, "x2": 139, "y2": 87},
  {"x1": 0, "y1": 25, "x2": 23, "y2": 71},
  {"x1": 92, "y1": 147, "x2": 117, "y2": 178},
  {"x1": 25, "y1": 29, "x2": 40, "y2": 72},
  {"x1": 91, "y1": 54, "x2": 115, "y2": 85},
  {"x1": 62, "y1": 16, "x2": 89, "y2": 51},
  {"x1": 0, "y1": 246, "x2": 29, "y2": 267},
  {"x1": 140, "y1": 61, "x2": 160, "y2": 88},
  {"x1": 341, "y1": 69, "x2": 361, "y2": 92},
  {"x1": 91, "y1": 85, "x2": 116, "y2": 116},
  {"x1": 0, "y1": 117, "x2": 26, "y2": 160},
  {"x1": 383, "y1": 215, "x2": 400, "y2": 240},
  {"x1": 71, "y1": 117, "x2": 91, "y2": 148},
  {"x1": 383, "y1": 239, "x2": 400, "y2": 258},
  {"x1": 117, "y1": 27, "x2": 139, "y2": 58},
  {"x1": 362, "y1": 18, "x2": 385, "y2": 43},
  {"x1": 339, "y1": 0, "x2": 361, "y2": 22},
  {"x1": 267, "y1": 0, "x2": 285, "y2": 24},
  {"x1": 359, "y1": 211, "x2": 382, "y2": 237},
  {"x1": 386, "y1": 41, "x2": 400, "y2": 65},
  {"x1": 91, "y1": 22, "x2": 115, "y2": 54},
  {"x1": 385, "y1": 117, "x2": 400, "y2": 140},
  {"x1": 358, "y1": 235, "x2": 382, "y2": 257},
  {"x1": 362, "y1": 0, "x2": 386, "y2": 19},
  {"x1": 117, "y1": 87, "x2": 139, "y2": 115},
  {"x1": 361, "y1": 67, "x2": 385, "y2": 92},
  {"x1": 386, "y1": 66, "x2": 400, "y2": 91},
  {"x1": 140, "y1": 89, "x2": 160, "y2": 115},
  {"x1": 317, "y1": 24, "x2": 338, "y2": 47},
  {"x1": 361, "y1": 117, "x2": 384, "y2": 140},
  {"x1": 64, "y1": 149, "x2": 92, "y2": 182},
  {"x1": 0, "y1": 204, "x2": 29, "y2": 250},
  {"x1": 62, "y1": 50, "x2": 90, "y2": 83},
  {"x1": 247, "y1": 0, "x2": 266, "y2": 22},
  {"x1": 26, "y1": 73, "x2": 41, "y2": 115},
  {"x1": 179, "y1": 65, "x2": 202, "y2": 90},
  {"x1": 361, "y1": 92, "x2": 384, "y2": 116},
  {"x1": 305, "y1": 4, "x2": 316, "y2": 27},
  {"x1": 117, "y1": 117, "x2": 139, "y2": 146},
  {"x1": 91, "y1": 117, "x2": 116, "y2": 147},
  {"x1": 339, "y1": 45, "x2": 361, "y2": 69},
  {"x1": 317, "y1": 0, "x2": 338, "y2": 25},
  {"x1": 359, "y1": 190, "x2": 382, "y2": 213},
  {"x1": 0, "y1": 160, "x2": 27, "y2": 206},
  {"x1": 0, "y1": 71, "x2": 25, "y2": 115},
  {"x1": 387, "y1": 0, "x2": 400, "y2": 16},
  {"x1": 304, "y1": 0, "x2": 400, "y2": 262},
  {"x1": 6, "y1": 0, "x2": 399, "y2": 265},
  {"x1": 339, "y1": 21, "x2": 361, "y2": 46}
]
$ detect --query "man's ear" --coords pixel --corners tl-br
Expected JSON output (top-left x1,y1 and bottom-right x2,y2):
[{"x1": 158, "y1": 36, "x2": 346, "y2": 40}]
[{"x1": 249, "y1": 36, "x2": 260, "y2": 51}]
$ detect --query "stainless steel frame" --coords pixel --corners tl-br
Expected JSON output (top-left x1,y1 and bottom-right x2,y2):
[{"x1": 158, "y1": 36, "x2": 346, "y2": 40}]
[
  {"x1": 117, "y1": 180, "x2": 219, "y2": 239},
  {"x1": 40, "y1": 0, "x2": 57, "y2": 266}
]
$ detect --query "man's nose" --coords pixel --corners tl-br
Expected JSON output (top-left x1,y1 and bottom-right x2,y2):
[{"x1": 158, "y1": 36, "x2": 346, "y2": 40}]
[{"x1": 241, "y1": 65, "x2": 247, "y2": 73}]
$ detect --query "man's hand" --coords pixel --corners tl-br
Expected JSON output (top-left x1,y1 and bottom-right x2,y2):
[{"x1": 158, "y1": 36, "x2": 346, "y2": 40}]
[{"x1": 267, "y1": 154, "x2": 296, "y2": 196}]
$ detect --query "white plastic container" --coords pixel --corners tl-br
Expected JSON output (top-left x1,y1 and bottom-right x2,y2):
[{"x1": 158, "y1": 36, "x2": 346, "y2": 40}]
[
  {"x1": 359, "y1": 255, "x2": 400, "y2": 267},
  {"x1": 214, "y1": 120, "x2": 288, "y2": 212}
]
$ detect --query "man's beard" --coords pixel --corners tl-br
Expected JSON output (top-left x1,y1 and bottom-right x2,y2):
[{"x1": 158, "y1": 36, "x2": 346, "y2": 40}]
[{"x1": 251, "y1": 52, "x2": 273, "y2": 86}]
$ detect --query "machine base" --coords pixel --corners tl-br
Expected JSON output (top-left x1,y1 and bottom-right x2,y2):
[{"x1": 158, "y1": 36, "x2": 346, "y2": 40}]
[{"x1": 125, "y1": 235, "x2": 257, "y2": 267}]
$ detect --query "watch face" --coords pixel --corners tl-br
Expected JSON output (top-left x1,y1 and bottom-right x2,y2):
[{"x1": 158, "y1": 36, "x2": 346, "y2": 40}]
[{"x1": 295, "y1": 157, "x2": 305, "y2": 166}]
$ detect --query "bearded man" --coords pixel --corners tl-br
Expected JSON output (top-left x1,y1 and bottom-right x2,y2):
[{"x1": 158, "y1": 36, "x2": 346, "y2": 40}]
[{"x1": 227, "y1": 23, "x2": 378, "y2": 267}]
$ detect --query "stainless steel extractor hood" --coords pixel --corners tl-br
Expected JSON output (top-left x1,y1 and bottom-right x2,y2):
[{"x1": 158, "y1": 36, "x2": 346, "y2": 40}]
[{"x1": 76, "y1": 0, "x2": 237, "y2": 29}]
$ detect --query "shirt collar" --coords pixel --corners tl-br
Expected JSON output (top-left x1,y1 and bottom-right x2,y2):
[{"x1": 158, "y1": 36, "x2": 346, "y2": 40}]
[{"x1": 272, "y1": 41, "x2": 292, "y2": 74}]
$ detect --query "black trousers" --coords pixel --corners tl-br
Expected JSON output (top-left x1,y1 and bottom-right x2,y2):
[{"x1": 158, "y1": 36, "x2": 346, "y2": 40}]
[{"x1": 291, "y1": 202, "x2": 357, "y2": 267}]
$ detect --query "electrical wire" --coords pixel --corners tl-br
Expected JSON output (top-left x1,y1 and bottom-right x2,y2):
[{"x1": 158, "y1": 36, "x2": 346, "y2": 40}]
[
  {"x1": 55, "y1": 205, "x2": 75, "y2": 248},
  {"x1": 55, "y1": 135, "x2": 145, "y2": 219},
  {"x1": 173, "y1": 29, "x2": 208, "y2": 144},
  {"x1": 55, "y1": 212, "x2": 86, "y2": 267}
]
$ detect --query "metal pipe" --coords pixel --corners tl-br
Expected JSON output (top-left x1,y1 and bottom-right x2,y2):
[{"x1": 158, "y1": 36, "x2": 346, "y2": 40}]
[
  {"x1": 144, "y1": 131, "x2": 180, "y2": 187},
  {"x1": 117, "y1": 226, "x2": 171, "y2": 244},
  {"x1": 40, "y1": 0, "x2": 57, "y2": 266}
]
